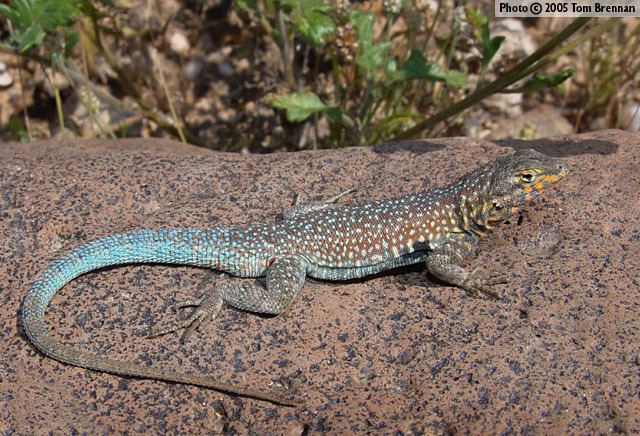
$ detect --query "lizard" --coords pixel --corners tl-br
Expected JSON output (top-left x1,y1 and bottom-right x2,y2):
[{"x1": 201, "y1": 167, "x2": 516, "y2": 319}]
[{"x1": 21, "y1": 148, "x2": 568, "y2": 406}]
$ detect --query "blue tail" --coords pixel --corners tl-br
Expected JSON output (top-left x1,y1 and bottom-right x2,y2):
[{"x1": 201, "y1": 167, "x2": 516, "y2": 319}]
[
  {"x1": 23, "y1": 228, "x2": 217, "y2": 346},
  {"x1": 20, "y1": 228, "x2": 292, "y2": 404}
]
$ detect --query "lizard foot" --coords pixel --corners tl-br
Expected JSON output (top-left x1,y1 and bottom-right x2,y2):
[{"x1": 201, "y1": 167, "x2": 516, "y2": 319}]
[
  {"x1": 462, "y1": 270, "x2": 507, "y2": 300},
  {"x1": 148, "y1": 291, "x2": 223, "y2": 343}
]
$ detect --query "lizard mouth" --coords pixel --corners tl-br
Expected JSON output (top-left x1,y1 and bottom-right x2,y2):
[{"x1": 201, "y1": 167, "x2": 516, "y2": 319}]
[
  {"x1": 555, "y1": 165, "x2": 569, "y2": 180},
  {"x1": 535, "y1": 164, "x2": 568, "y2": 192}
]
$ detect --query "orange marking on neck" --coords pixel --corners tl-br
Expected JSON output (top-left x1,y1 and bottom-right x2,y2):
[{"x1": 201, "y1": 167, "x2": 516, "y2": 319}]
[
  {"x1": 543, "y1": 174, "x2": 561, "y2": 184},
  {"x1": 534, "y1": 180, "x2": 543, "y2": 191}
]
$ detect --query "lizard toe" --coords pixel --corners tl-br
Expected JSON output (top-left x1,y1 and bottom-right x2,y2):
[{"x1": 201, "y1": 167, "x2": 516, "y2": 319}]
[
  {"x1": 462, "y1": 276, "x2": 502, "y2": 300},
  {"x1": 147, "y1": 316, "x2": 196, "y2": 339},
  {"x1": 179, "y1": 309, "x2": 215, "y2": 343},
  {"x1": 147, "y1": 292, "x2": 223, "y2": 342},
  {"x1": 486, "y1": 271, "x2": 509, "y2": 284},
  {"x1": 176, "y1": 298, "x2": 205, "y2": 309}
]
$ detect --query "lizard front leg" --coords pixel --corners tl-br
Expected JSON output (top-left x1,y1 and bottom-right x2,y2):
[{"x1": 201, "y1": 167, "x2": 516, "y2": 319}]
[
  {"x1": 283, "y1": 189, "x2": 355, "y2": 220},
  {"x1": 150, "y1": 255, "x2": 309, "y2": 342},
  {"x1": 426, "y1": 235, "x2": 506, "y2": 299}
]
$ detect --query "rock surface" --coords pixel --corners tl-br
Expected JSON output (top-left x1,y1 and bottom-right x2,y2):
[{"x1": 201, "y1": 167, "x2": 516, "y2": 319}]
[{"x1": 1, "y1": 132, "x2": 638, "y2": 434}]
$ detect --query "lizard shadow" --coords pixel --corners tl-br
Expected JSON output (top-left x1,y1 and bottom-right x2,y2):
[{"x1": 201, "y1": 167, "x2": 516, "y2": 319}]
[
  {"x1": 370, "y1": 137, "x2": 618, "y2": 158},
  {"x1": 308, "y1": 263, "x2": 428, "y2": 286},
  {"x1": 371, "y1": 139, "x2": 446, "y2": 155},
  {"x1": 234, "y1": 263, "x2": 434, "y2": 321},
  {"x1": 494, "y1": 138, "x2": 618, "y2": 157},
  {"x1": 253, "y1": 263, "x2": 448, "y2": 320}
]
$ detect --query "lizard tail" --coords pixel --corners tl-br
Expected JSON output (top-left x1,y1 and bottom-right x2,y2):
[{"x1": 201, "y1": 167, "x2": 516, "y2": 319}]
[{"x1": 22, "y1": 228, "x2": 297, "y2": 406}]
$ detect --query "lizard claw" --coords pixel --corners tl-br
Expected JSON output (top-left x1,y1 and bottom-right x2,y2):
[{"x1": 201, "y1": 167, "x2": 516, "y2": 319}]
[
  {"x1": 148, "y1": 292, "x2": 224, "y2": 343},
  {"x1": 174, "y1": 299, "x2": 204, "y2": 309},
  {"x1": 481, "y1": 271, "x2": 509, "y2": 286},
  {"x1": 462, "y1": 271, "x2": 507, "y2": 300}
]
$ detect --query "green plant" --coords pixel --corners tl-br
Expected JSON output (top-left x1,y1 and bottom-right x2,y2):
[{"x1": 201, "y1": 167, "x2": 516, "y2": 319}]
[
  {"x1": 7, "y1": 114, "x2": 29, "y2": 142},
  {"x1": 0, "y1": 0, "x2": 198, "y2": 143},
  {"x1": 0, "y1": 0, "x2": 80, "y2": 52},
  {"x1": 572, "y1": 19, "x2": 640, "y2": 131},
  {"x1": 236, "y1": 1, "x2": 595, "y2": 147},
  {"x1": 252, "y1": 1, "x2": 475, "y2": 146},
  {"x1": 0, "y1": 0, "x2": 623, "y2": 149},
  {"x1": 1, "y1": 0, "x2": 81, "y2": 134}
]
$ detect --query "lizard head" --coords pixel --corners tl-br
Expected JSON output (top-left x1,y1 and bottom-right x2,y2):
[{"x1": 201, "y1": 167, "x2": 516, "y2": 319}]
[{"x1": 483, "y1": 149, "x2": 568, "y2": 224}]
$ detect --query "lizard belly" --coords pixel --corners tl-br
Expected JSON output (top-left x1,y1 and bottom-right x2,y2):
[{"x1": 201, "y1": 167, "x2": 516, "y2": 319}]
[{"x1": 306, "y1": 251, "x2": 428, "y2": 281}]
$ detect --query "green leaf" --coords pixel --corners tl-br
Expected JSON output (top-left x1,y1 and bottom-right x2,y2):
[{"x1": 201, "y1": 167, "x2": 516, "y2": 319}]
[
  {"x1": 483, "y1": 34, "x2": 505, "y2": 68},
  {"x1": 63, "y1": 29, "x2": 78, "y2": 55},
  {"x1": 324, "y1": 106, "x2": 342, "y2": 123},
  {"x1": 502, "y1": 68, "x2": 575, "y2": 93},
  {"x1": 384, "y1": 57, "x2": 397, "y2": 79},
  {"x1": 397, "y1": 50, "x2": 467, "y2": 88},
  {"x1": 349, "y1": 9, "x2": 374, "y2": 48},
  {"x1": 272, "y1": 92, "x2": 337, "y2": 122},
  {"x1": 466, "y1": 7, "x2": 504, "y2": 71},
  {"x1": 465, "y1": 8, "x2": 485, "y2": 36},
  {"x1": 348, "y1": 9, "x2": 390, "y2": 73},
  {"x1": 285, "y1": 0, "x2": 335, "y2": 46},
  {"x1": 0, "y1": 0, "x2": 80, "y2": 52},
  {"x1": 358, "y1": 41, "x2": 390, "y2": 73},
  {"x1": 8, "y1": 115, "x2": 29, "y2": 143},
  {"x1": 519, "y1": 122, "x2": 537, "y2": 140},
  {"x1": 234, "y1": 0, "x2": 258, "y2": 15},
  {"x1": 398, "y1": 50, "x2": 440, "y2": 81},
  {"x1": 372, "y1": 109, "x2": 420, "y2": 140},
  {"x1": 443, "y1": 70, "x2": 468, "y2": 88}
]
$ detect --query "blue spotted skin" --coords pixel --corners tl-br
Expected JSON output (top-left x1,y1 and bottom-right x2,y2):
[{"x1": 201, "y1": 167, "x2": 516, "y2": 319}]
[{"x1": 22, "y1": 149, "x2": 567, "y2": 405}]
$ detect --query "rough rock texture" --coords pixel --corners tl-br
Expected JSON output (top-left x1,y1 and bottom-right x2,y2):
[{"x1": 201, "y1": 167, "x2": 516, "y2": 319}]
[{"x1": 1, "y1": 131, "x2": 638, "y2": 434}]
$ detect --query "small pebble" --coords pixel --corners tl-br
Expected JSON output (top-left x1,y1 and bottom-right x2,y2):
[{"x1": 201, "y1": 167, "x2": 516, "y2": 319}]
[
  {"x1": 169, "y1": 32, "x2": 190, "y2": 56},
  {"x1": 0, "y1": 62, "x2": 13, "y2": 88}
]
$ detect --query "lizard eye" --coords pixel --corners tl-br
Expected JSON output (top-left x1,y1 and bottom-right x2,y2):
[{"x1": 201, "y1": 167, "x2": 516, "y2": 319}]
[
  {"x1": 519, "y1": 173, "x2": 535, "y2": 183},
  {"x1": 491, "y1": 199, "x2": 504, "y2": 210}
]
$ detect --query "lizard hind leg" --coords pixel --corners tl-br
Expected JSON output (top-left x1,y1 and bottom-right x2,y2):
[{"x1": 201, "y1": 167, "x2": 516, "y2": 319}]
[
  {"x1": 148, "y1": 291, "x2": 223, "y2": 343},
  {"x1": 148, "y1": 255, "x2": 309, "y2": 342},
  {"x1": 220, "y1": 255, "x2": 308, "y2": 314}
]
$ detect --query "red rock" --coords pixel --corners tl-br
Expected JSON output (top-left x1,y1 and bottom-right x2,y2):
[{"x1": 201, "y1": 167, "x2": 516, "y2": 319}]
[{"x1": 1, "y1": 131, "x2": 638, "y2": 433}]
